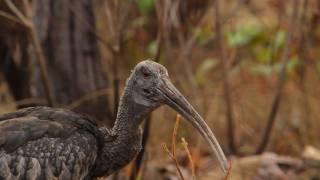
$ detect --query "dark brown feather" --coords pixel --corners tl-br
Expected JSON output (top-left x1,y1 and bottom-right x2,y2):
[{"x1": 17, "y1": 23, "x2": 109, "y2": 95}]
[{"x1": 0, "y1": 107, "x2": 102, "y2": 180}]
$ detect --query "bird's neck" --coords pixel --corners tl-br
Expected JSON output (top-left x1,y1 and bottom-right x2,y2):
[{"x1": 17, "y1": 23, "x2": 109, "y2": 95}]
[
  {"x1": 92, "y1": 81, "x2": 157, "y2": 177},
  {"x1": 112, "y1": 84, "x2": 155, "y2": 134}
]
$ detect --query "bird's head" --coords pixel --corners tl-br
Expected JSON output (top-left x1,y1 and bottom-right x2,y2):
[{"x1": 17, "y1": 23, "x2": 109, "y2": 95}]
[
  {"x1": 129, "y1": 60, "x2": 169, "y2": 107},
  {"x1": 129, "y1": 60, "x2": 228, "y2": 173}
]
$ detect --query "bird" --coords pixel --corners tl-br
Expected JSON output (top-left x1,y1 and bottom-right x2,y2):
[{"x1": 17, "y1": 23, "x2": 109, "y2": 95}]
[{"x1": 0, "y1": 60, "x2": 228, "y2": 180}]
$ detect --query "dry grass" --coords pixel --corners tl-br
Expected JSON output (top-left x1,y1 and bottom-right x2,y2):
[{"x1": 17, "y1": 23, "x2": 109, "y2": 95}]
[
  {"x1": 162, "y1": 114, "x2": 185, "y2": 180},
  {"x1": 181, "y1": 137, "x2": 196, "y2": 180}
]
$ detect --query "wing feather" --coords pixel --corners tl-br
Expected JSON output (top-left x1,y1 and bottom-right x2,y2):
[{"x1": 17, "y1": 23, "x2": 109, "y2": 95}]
[
  {"x1": 26, "y1": 158, "x2": 42, "y2": 180},
  {"x1": 0, "y1": 106, "x2": 102, "y2": 180}
]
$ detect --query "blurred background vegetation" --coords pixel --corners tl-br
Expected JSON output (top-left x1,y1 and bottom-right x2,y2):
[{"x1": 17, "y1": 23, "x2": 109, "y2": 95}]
[{"x1": 0, "y1": 0, "x2": 319, "y2": 179}]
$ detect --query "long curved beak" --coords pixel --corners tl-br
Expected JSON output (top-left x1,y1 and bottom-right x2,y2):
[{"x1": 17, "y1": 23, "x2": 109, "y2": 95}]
[{"x1": 157, "y1": 77, "x2": 228, "y2": 173}]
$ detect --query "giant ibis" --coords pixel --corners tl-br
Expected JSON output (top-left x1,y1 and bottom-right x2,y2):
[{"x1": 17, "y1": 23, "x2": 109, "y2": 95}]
[{"x1": 0, "y1": 60, "x2": 227, "y2": 179}]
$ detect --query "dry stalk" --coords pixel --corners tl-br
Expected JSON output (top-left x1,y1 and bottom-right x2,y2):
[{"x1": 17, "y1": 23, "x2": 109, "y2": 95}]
[
  {"x1": 255, "y1": 0, "x2": 299, "y2": 154},
  {"x1": 0, "y1": 10, "x2": 23, "y2": 24},
  {"x1": 171, "y1": 114, "x2": 184, "y2": 179},
  {"x1": 173, "y1": 0, "x2": 204, "y2": 100},
  {"x1": 181, "y1": 137, "x2": 196, "y2": 180},
  {"x1": 162, "y1": 143, "x2": 174, "y2": 159},
  {"x1": 214, "y1": 0, "x2": 237, "y2": 154},
  {"x1": 67, "y1": 88, "x2": 110, "y2": 110},
  {"x1": 4, "y1": 0, "x2": 30, "y2": 26},
  {"x1": 223, "y1": 159, "x2": 232, "y2": 180},
  {"x1": 103, "y1": 0, "x2": 132, "y2": 119},
  {"x1": 162, "y1": 143, "x2": 185, "y2": 180},
  {"x1": 2, "y1": 98, "x2": 49, "y2": 109},
  {"x1": 162, "y1": 114, "x2": 185, "y2": 180},
  {"x1": 172, "y1": 114, "x2": 181, "y2": 155},
  {"x1": 68, "y1": 5, "x2": 113, "y2": 51}
]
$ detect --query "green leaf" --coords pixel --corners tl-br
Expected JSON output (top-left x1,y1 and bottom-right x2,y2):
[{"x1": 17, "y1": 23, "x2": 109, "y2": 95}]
[
  {"x1": 195, "y1": 58, "x2": 219, "y2": 85},
  {"x1": 287, "y1": 56, "x2": 300, "y2": 72},
  {"x1": 274, "y1": 30, "x2": 286, "y2": 50},
  {"x1": 136, "y1": 0, "x2": 154, "y2": 14},
  {"x1": 147, "y1": 40, "x2": 158, "y2": 56},
  {"x1": 194, "y1": 23, "x2": 213, "y2": 45},
  {"x1": 225, "y1": 19, "x2": 263, "y2": 47},
  {"x1": 255, "y1": 46, "x2": 272, "y2": 63},
  {"x1": 251, "y1": 56, "x2": 301, "y2": 77}
]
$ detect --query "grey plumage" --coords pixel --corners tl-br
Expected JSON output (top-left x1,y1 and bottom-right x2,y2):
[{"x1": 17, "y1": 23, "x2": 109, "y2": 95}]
[
  {"x1": 0, "y1": 107, "x2": 99, "y2": 179},
  {"x1": 0, "y1": 60, "x2": 228, "y2": 180}
]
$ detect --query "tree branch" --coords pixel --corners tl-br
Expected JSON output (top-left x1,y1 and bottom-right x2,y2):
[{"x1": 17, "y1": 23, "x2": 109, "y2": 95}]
[
  {"x1": 214, "y1": 0, "x2": 237, "y2": 154},
  {"x1": 255, "y1": 0, "x2": 299, "y2": 154}
]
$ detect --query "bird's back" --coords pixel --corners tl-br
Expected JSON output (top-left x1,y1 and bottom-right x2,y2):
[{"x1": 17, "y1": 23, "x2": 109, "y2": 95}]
[{"x1": 0, "y1": 107, "x2": 103, "y2": 180}]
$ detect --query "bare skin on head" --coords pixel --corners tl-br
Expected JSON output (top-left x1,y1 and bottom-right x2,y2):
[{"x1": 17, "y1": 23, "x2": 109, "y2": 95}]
[{"x1": 0, "y1": 60, "x2": 228, "y2": 180}]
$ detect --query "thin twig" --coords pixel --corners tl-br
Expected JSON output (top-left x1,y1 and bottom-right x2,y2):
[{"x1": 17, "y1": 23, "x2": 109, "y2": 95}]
[
  {"x1": 296, "y1": 0, "x2": 312, "y2": 142},
  {"x1": 162, "y1": 114, "x2": 185, "y2": 180},
  {"x1": 4, "y1": 0, "x2": 30, "y2": 26},
  {"x1": 255, "y1": 0, "x2": 299, "y2": 154},
  {"x1": 2, "y1": 98, "x2": 49, "y2": 108},
  {"x1": 67, "y1": 88, "x2": 110, "y2": 109},
  {"x1": 214, "y1": 0, "x2": 237, "y2": 154},
  {"x1": 172, "y1": 114, "x2": 184, "y2": 179},
  {"x1": 162, "y1": 143, "x2": 174, "y2": 159},
  {"x1": 28, "y1": 27, "x2": 55, "y2": 106},
  {"x1": 172, "y1": 114, "x2": 181, "y2": 157},
  {"x1": 68, "y1": 5, "x2": 113, "y2": 52},
  {"x1": 220, "y1": 0, "x2": 249, "y2": 26},
  {"x1": 181, "y1": 137, "x2": 196, "y2": 180},
  {"x1": 162, "y1": 144, "x2": 185, "y2": 180},
  {"x1": 104, "y1": 0, "x2": 133, "y2": 119},
  {"x1": 223, "y1": 160, "x2": 233, "y2": 180},
  {"x1": 174, "y1": 0, "x2": 203, "y2": 99},
  {"x1": 0, "y1": 10, "x2": 24, "y2": 25}
]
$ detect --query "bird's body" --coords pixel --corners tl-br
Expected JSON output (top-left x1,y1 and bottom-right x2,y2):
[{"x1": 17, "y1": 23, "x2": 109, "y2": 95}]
[
  {"x1": 0, "y1": 88, "x2": 148, "y2": 179},
  {"x1": 0, "y1": 60, "x2": 228, "y2": 180},
  {"x1": 0, "y1": 107, "x2": 99, "y2": 179},
  {"x1": 0, "y1": 107, "x2": 122, "y2": 179}
]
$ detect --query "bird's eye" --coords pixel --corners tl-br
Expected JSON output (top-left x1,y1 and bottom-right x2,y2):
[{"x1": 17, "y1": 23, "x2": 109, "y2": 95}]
[{"x1": 141, "y1": 67, "x2": 151, "y2": 78}]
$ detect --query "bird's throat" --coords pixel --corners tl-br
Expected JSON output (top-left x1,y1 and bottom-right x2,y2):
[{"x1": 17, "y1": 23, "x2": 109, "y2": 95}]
[
  {"x1": 112, "y1": 81, "x2": 157, "y2": 134},
  {"x1": 94, "y1": 85, "x2": 155, "y2": 176}
]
